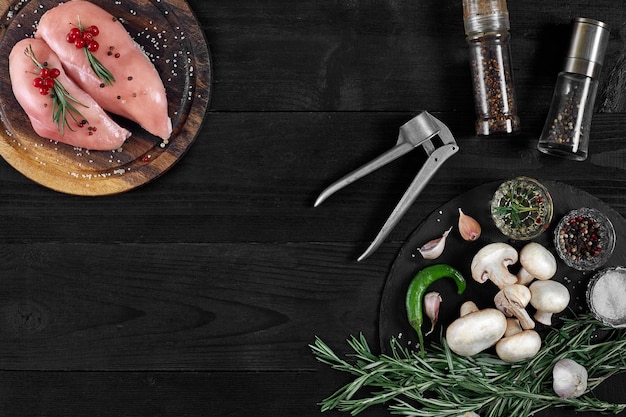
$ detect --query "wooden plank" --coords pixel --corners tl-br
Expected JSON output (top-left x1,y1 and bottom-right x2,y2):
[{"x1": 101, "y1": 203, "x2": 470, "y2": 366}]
[
  {"x1": 0, "y1": 370, "x2": 383, "y2": 417},
  {"x1": 0, "y1": 112, "x2": 625, "y2": 244},
  {"x1": 0, "y1": 370, "x2": 623, "y2": 417},
  {"x1": 187, "y1": 0, "x2": 626, "y2": 112},
  {"x1": 0, "y1": 241, "x2": 392, "y2": 370}
]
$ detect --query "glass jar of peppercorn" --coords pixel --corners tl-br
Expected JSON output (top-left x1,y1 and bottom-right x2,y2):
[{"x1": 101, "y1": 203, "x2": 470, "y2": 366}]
[
  {"x1": 462, "y1": 0, "x2": 520, "y2": 136},
  {"x1": 554, "y1": 207, "x2": 615, "y2": 271},
  {"x1": 537, "y1": 18, "x2": 610, "y2": 161}
]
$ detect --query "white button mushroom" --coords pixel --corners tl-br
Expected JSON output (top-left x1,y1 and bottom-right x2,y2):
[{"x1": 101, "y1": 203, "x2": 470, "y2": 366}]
[
  {"x1": 516, "y1": 242, "x2": 557, "y2": 286},
  {"x1": 471, "y1": 243, "x2": 519, "y2": 289},
  {"x1": 495, "y1": 318, "x2": 542, "y2": 362},
  {"x1": 446, "y1": 301, "x2": 507, "y2": 357},
  {"x1": 494, "y1": 284, "x2": 535, "y2": 329},
  {"x1": 529, "y1": 280, "x2": 570, "y2": 326}
]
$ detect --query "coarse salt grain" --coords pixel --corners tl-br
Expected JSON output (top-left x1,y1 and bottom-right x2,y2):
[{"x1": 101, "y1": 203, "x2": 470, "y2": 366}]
[{"x1": 590, "y1": 268, "x2": 626, "y2": 322}]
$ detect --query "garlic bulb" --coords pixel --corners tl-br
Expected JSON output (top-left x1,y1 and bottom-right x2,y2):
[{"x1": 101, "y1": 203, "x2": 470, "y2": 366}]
[
  {"x1": 458, "y1": 208, "x2": 481, "y2": 241},
  {"x1": 553, "y1": 358, "x2": 588, "y2": 398},
  {"x1": 424, "y1": 291, "x2": 442, "y2": 336},
  {"x1": 418, "y1": 227, "x2": 452, "y2": 259}
]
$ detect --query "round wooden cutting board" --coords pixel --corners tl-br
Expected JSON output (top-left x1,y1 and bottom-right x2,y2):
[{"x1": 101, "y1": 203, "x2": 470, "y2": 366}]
[{"x1": 0, "y1": 0, "x2": 212, "y2": 195}]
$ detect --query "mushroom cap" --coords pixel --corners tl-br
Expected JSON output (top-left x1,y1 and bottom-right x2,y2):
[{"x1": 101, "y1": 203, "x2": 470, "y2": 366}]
[
  {"x1": 494, "y1": 284, "x2": 535, "y2": 329},
  {"x1": 503, "y1": 318, "x2": 523, "y2": 337},
  {"x1": 446, "y1": 307, "x2": 507, "y2": 356},
  {"x1": 471, "y1": 242, "x2": 519, "y2": 289},
  {"x1": 530, "y1": 280, "x2": 570, "y2": 325},
  {"x1": 459, "y1": 300, "x2": 479, "y2": 317},
  {"x1": 496, "y1": 329, "x2": 542, "y2": 362},
  {"x1": 518, "y1": 242, "x2": 557, "y2": 283},
  {"x1": 529, "y1": 280, "x2": 570, "y2": 312}
]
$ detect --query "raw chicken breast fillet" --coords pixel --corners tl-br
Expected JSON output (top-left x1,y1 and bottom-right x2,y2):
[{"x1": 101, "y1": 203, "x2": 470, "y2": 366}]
[
  {"x1": 36, "y1": 0, "x2": 172, "y2": 140},
  {"x1": 9, "y1": 38, "x2": 131, "y2": 151}
]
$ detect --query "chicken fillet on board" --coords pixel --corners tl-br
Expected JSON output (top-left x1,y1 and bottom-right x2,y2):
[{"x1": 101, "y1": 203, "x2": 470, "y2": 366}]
[
  {"x1": 9, "y1": 38, "x2": 131, "y2": 151},
  {"x1": 36, "y1": 0, "x2": 172, "y2": 140}
]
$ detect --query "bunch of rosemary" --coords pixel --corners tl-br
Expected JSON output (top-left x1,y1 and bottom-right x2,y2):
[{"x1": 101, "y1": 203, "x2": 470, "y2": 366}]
[{"x1": 311, "y1": 314, "x2": 626, "y2": 417}]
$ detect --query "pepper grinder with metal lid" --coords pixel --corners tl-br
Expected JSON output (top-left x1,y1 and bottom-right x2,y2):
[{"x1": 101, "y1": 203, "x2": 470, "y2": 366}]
[
  {"x1": 462, "y1": 0, "x2": 520, "y2": 136},
  {"x1": 537, "y1": 18, "x2": 610, "y2": 161}
]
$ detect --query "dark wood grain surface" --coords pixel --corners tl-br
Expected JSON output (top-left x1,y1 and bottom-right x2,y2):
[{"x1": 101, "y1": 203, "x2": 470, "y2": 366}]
[{"x1": 1, "y1": 0, "x2": 626, "y2": 416}]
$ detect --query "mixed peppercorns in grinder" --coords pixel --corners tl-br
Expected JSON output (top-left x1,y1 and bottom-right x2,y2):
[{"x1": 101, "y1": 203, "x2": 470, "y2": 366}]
[
  {"x1": 537, "y1": 18, "x2": 610, "y2": 161},
  {"x1": 462, "y1": 0, "x2": 520, "y2": 136}
]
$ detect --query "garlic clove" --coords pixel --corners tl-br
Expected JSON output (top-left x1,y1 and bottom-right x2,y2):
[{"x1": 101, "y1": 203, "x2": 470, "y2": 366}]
[
  {"x1": 553, "y1": 358, "x2": 588, "y2": 399},
  {"x1": 458, "y1": 208, "x2": 481, "y2": 241},
  {"x1": 418, "y1": 227, "x2": 452, "y2": 259},
  {"x1": 424, "y1": 291, "x2": 442, "y2": 336}
]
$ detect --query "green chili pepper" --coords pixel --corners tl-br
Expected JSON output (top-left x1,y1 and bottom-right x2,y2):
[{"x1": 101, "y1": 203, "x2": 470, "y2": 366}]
[{"x1": 405, "y1": 264, "x2": 466, "y2": 358}]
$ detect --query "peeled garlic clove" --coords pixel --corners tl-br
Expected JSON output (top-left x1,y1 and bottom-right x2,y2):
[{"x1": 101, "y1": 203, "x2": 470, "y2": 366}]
[
  {"x1": 458, "y1": 208, "x2": 481, "y2": 241},
  {"x1": 418, "y1": 227, "x2": 452, "y2": 259},
  {"x1": 553, "y1": 358, "x2": 588, "y2": 399},
  {"x1": 424, "y1": 291, "x2": 442, "y2": 336}
]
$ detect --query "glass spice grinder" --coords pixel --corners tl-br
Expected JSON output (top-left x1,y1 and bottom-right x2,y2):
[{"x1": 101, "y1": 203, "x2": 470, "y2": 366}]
[
  {"x1": 537, "y1": 18, "x2": 610, "y2": 161},
  {"x1": 462, "y1": 0, "x2": 520, "y2": 136}
]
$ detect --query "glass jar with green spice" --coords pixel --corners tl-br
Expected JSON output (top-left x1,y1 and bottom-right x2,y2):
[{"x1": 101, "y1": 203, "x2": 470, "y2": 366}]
[{"x1": 490, "y1": 177, "x2": 553, "y2": 240}]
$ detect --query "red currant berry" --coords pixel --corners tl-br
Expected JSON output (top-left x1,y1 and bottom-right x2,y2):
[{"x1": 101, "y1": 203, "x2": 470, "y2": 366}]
[
  {"x1": 87, "y1": 40, "x2": 99, "y2": 52},
  {"x1": 82, "y1": 32, "x2": 93, "y2": 42},
  {"x1": 33, "y1": 77, "x2": 44, "y2": 88},
  {"x1": 39, "y1": 87, "x2": 49, "y2": 95},
  {"x1": 43, "y1": 78, "x2": 55, "y2": 88},
  {"x1": 66, "y1": 27, "x2": 81, "y2": 43},
  {"x1": 50, "y1": 68, "x2": 61, "y2": 78},
  {"x1": 74, "y1": 38, "x2": 86, "y2": 49},
  {"x1": 40, "y1": 68, "x2": 50, "y2": 78},
  {"x1": 88, "y1": 25, "x2": 99, "y2": 36}
]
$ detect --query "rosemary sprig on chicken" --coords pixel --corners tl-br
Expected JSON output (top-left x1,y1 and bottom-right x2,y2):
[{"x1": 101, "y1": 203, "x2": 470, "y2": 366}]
[{"x1": 24, "y1": 44, "x2": 88, "y2": 135}]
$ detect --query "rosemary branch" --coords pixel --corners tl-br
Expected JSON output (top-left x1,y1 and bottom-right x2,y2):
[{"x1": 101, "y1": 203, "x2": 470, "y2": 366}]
[
  {"x1": 310, "y1": 314, "x2": 626, "y2": 417},
  {"x1": 77, "y1": 16, "x2": 115, "y2": 86},
  {"x1": 25, "y1": 45, "x2": 88, "y2": 136},
  {"x1": 84, "y1": 47, "x2": 115, "y2": 86}
]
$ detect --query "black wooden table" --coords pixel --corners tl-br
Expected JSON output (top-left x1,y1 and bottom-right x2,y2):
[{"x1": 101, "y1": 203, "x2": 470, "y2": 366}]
[{"x1": 1, "y1": 0, "x2": 626, "y2": 416}]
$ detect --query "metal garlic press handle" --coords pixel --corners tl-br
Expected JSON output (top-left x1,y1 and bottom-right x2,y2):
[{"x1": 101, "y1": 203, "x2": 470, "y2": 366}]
[
  {"x1": 357, "y1": 140, "x2": 458, "y2": 261},
  {"x1": 314, "y1": 111, "x2": 459, "y2": 261}
]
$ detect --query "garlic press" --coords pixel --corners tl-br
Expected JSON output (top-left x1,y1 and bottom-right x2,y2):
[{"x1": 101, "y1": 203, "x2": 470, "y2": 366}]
[{"x1": 314, "y1": 111, "x2": 459, "y2": 261}]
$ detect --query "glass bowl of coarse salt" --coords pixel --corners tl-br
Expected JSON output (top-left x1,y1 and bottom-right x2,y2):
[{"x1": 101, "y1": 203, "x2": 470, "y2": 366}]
[{"x1": 587, "y1": 266, "x2": 626, "y2": 328}]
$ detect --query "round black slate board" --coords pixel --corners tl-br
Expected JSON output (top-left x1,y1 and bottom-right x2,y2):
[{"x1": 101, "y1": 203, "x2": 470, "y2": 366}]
[{"x1": 378, "y1": 180, "x2": 626, "y2": 352}]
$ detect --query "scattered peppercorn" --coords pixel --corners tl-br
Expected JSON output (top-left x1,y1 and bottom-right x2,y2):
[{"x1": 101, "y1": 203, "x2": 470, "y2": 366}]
[{"x1": 127, "y1": 76, "x2": 133, "y2": 81}]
